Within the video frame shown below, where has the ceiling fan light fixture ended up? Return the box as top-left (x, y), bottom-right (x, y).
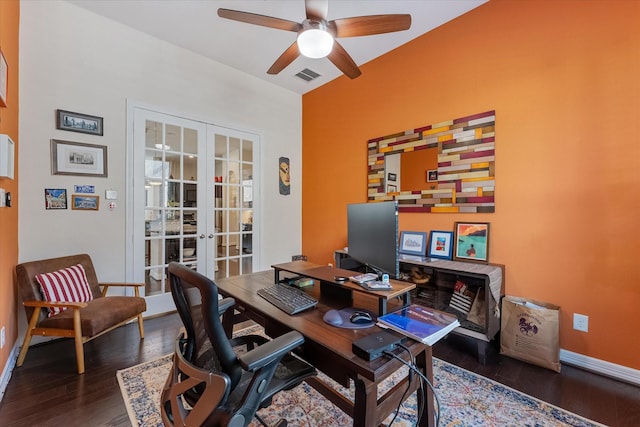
top-left (297, 22), bottom-right (334, 59)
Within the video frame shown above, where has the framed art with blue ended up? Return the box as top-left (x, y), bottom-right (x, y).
top-left (399, 231), bottom-right (427, 256)
top-left (454, 221), bottom-right (490, 263)
top-left (427, 230), bottom-right (454, 260)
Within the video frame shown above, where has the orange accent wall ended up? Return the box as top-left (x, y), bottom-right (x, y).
top-left (0, 0), bottom-right (20, 374)
top-left (303, 0), bottom-right (640, 369)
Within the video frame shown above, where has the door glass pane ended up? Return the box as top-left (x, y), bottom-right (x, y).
top-left (144, 120), bottom-right (201, 296)
top-left (242, 139), bottom-right (253, 162)
top-left (213, 131), bottom-right (255, 280)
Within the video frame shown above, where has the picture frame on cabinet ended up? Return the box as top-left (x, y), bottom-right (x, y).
top-left (454, 222), bottom-right (490, 263)
top-left (399, 231), bottom-right (427, 256)
top-left (427, 230), bottom-right (454, 260)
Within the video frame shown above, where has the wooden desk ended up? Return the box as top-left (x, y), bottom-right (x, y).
top-left (216, 270), bottom-right (434, 427)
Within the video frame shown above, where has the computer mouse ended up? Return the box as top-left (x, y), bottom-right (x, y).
top-left (323, 309), bottom-right (343, 326)
top-left (350, 311), bottom-right (373, 324)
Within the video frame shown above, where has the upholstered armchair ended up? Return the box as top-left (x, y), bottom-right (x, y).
top-left (15, 253), bottom-right (146, 374)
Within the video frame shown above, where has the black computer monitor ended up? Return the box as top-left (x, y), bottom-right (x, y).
top-left (347, 201), bottom-right (399, 279)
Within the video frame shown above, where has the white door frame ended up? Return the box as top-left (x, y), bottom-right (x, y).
top-left (125, 100), bottom-right (260, 316)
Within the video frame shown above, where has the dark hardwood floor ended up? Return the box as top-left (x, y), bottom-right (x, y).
top-left (0, 313), bottom-right (638, 426)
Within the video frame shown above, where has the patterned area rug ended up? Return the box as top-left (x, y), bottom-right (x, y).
top-left (117, 326), bottom-right (603, 427)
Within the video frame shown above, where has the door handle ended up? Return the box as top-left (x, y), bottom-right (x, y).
top-left (208, 234), bottom-right (214, 239)
top-left (199, 234), bottom-right (206, 239)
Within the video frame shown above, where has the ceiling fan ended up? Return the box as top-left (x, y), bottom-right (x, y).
top-left (217, 0), bottom-right (411, 79)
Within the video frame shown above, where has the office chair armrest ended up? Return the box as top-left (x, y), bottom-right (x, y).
top-left (238, 331), bottom-right (304, 371)
top-left (219, 297), bottom-right (235, 315)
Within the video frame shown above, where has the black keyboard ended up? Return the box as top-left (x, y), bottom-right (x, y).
top-left (257, 283), bottom-right (318, 315)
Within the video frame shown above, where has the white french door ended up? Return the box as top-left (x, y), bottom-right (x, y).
top-left (128, 106), bottom-right (259, 316)
top-left (208, 127), bottom-right (257, 280)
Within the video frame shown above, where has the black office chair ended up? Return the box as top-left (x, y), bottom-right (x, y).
top-left (161, 262), bottom-right (316, 427)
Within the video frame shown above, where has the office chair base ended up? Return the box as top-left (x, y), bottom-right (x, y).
top-left (255, 413), bottom-right (287, 427)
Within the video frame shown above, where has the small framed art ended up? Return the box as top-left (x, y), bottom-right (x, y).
top-left (454, 222), bottom-right (490, 263)
top-left (56, 109), bottom-right (103, 135)
top-left (0, 48), bottom-right (7, 108)
top-left (44, 188), bottom-right (67, 210)
top-left (72, 194), bottom-right (99, 210)
top-left (51, 139), bottom-right (108, 177)
top-left (427, 169), bottom-right (438, 182)
top-left (427, 230), bottom-right (454, 260)
top-left (399, 231), bottom-right (427, 256)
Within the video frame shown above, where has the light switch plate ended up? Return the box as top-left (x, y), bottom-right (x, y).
top-left (105, 190), bottom-right (117, 200)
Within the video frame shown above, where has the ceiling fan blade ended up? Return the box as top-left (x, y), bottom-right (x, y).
top-left (327, 40), bottom-right (361, 79)
top-left (305, 0), bottom-right (328, 21)
top-left (330, 14), bottom-right (412, 38)
top-left (218, 8), bottom-right (302, 32)
top-left (267, 42), bottom-right (301, 75)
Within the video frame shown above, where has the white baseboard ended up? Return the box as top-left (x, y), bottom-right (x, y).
top-left (0, 343), bottom-right (19, 402)
top-left (561, 349), bottom-right (640, 386)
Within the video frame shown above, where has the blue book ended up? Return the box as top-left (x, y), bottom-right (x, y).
top-left (377, 304), bottom-right (460, 346)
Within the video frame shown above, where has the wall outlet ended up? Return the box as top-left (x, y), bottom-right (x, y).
top-left (0, 326), bottom-right (5, 349)
top-left (573, 313), bottom-right (589, 332)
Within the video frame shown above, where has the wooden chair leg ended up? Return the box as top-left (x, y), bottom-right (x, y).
top-left (16, 308), bottom-right (41, 367)
top-left (73, 309), bottom-right (85, 374)
top-left (16, 330), bottom-right (33, 367)
top-left (137, 314), bottom-right (145, 339)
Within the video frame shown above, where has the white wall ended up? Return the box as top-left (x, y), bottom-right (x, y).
top-left (18, 1), bottom-right (302, 280)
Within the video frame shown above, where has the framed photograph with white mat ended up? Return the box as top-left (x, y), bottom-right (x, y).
top-left (399, 231), bottom-right (427, 256)
top-left (51, 139), bottom-right (108, 177)
top-left (427, 230), bottom-right (454, 260)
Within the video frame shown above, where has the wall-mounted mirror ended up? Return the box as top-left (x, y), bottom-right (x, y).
top-left (367, 110), bottom-right (496, 213)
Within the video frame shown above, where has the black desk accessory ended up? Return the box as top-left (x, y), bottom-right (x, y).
top-left (352, 330), bottom-right (404, 361)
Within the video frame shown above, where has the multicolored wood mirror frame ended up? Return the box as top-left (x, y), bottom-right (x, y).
top-left (367, 110), bottom-right (495, 213)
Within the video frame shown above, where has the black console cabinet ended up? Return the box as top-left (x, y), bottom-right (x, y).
top-left (335, 250), bottom-right (504, 363)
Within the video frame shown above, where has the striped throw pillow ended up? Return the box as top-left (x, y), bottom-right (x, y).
top-left (36, 264), bottom-right (94, 317)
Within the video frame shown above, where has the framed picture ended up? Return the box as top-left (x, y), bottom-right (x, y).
top-left (71, 194), bottom-right (99, 210)
top-left (56, 109), bottom-right (104, 136)
top-left (44, 188), bottom-right (67, 210)
top-left (399, 231), bottom-right (427, 256)
top-left (427, 169), bottom-right (438, 182)
top-left (387, 172), bottom-right (397, 182)
top-left (387, 184), bottom-right (397, 193)
top-left (74, 185), bottom-right (95, 194)
top-left (427, 230), bottom-right (454, 260)
top-left (454, 222), bottom-right (490, 263)
top-left (51, 139), bottom-right (108, 177)
top-left (0, 48), bottom-right (7, 108)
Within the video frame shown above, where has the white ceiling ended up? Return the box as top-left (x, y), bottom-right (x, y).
top-left (67, 0), bottom-right (487, 94)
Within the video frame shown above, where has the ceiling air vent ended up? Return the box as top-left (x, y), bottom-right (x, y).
top-left (295, 68), bottom-right (321, 82)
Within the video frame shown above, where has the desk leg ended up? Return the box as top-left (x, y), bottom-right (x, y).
top-left (353, 374), bottom-right (378, 427)
top-left (416, 349), bottom-right (435, 427)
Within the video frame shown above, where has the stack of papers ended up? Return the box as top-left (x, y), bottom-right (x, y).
top-left (378, 304), bottom-right (460, 346)
top-left (349, 273), bottom-right (378, 283)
